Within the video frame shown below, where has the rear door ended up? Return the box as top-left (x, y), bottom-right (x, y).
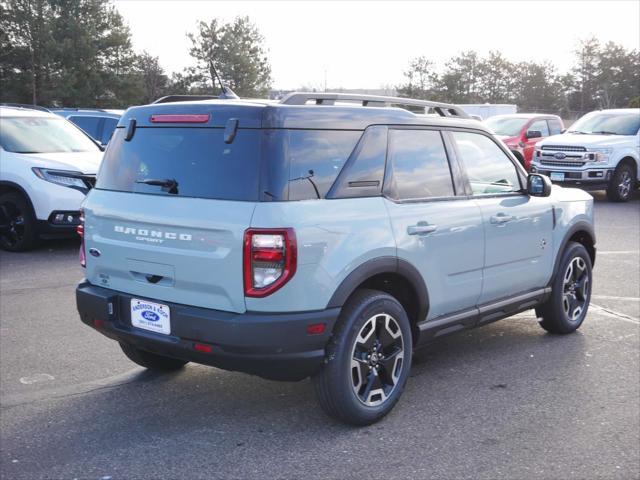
top-left (449, 130), bottom-right (554, 304)
top-left (383, 128), bottom-right (484, 320)
top-left (84, 123), bottom-right (263, 313)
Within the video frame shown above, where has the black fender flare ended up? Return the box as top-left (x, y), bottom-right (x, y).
top-left (326, 256), bottom-right (429, 323)
top-left (549, 221), bottom-right (596, 285)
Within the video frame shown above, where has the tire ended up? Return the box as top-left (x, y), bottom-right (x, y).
top-left (0, 192), bottom-right (38, 252)
top-left (512, 151), bottom-right (525, 169)
top-left (606, 163), bottom-right (635, 202)
top-left (536, 242), bottom-right (592, 334)
top-left (312, 289), bottom-right (413, 425)
top-left (119, 342), bottom-right (188, 371)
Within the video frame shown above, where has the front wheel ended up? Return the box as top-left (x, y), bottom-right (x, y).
top-left (536, 242), bottom-right (592, 334)
top-left (0, 192), bottom-right (38, 252)
top-left (606, 163), bottom-right (635, 202)
top-left (313, 289), bottom-right (413, 425)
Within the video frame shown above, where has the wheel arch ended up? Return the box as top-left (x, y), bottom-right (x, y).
top-left (550, 222), bottom-right (596, 285)
top-left (511, 150), bottom-right (525, 167)
top-left (0, 181), bottom-right (36, 214)
top-left (617, 156), bottom-right (638, 178)
top-left (326, 257), bottom-right (429, 343)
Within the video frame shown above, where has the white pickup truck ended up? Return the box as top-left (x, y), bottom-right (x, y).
top-left (531, 108), bottom-right (639, 202)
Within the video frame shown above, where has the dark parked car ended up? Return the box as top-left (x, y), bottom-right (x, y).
top-left (52, 108), bottom-right (123, 146)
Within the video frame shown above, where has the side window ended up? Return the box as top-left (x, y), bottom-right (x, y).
top-left (328, 126), bottom-right (387, 199)
top-left (69, 116), bottom-right (101, 140)
top-left (527, 119), bottom-right (550, 137)
top-left (451, 131), bottom-right (522, 195)
top-left (549, 119), bottom-right (563, 135)
top-left (101, 118), bottom-right (119, 144)
top-left (387, 129), bottom-right (454, 200)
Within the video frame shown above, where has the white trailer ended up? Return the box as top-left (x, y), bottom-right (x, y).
top-left (458, 104), bottom-right (517, 120)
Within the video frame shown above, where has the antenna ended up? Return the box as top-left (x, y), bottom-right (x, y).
top-left (210, 61), bottom-right (239, 100)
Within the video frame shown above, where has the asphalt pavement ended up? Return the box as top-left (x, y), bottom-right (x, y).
top-left (1, 191), bottom-right (638, 480)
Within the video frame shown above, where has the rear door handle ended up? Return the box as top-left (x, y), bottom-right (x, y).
top-left (407, 222), bottom-right (438, 236)
top-left (490, 213), bottom-right (515, 225)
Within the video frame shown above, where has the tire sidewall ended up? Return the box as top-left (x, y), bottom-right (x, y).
top-left (608, 164), bottom-right (635, 202)
top-left (327, 292), bottom-right (413, 424)
top-left (551, 242), bottom-right (593, 330)
top-left (0, 192), bottom-right (37, 252)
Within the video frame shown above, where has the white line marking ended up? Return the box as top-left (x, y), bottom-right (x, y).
top-left (597, 251), bottom-right (639, 255)
top-left (590, 304), bottom-right (640, 325)
top-left (19, 373), bottom-right (55, 385)
top-left (592, 295), bottom-right (640, 301)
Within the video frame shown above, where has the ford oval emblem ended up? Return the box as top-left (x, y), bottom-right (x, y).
top-left (141, 310), bottom-right (160, 322)
top-left (554, 152), bottom-right (566, 160)
top-left (89, 248), bottom-right (101, 257)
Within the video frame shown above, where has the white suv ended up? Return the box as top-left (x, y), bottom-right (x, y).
top-left (0, 106), bottom-right (104, 251)
top-left (531, 108), bottom-right (640, 202)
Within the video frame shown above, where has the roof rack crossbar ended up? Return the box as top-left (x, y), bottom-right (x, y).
top-left (152, 95), bottom-right (221, 104)
top-left (280, 92), bottom-right (470, 118)
top-left (0, 103), bottom-right (51, 113)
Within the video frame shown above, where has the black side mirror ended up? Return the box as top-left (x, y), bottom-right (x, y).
top-left (527, 174), bottom-right (552, 197)
top-left (526, 130), bottom-right (542, 139)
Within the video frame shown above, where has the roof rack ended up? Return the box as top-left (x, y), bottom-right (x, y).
top-left (152, 95), bottom-right (220, 104)
top-left (51, 107), bottom-right (108, 112)
top-left (280, 92), bottom-right (470, 119)
top-left (0, 103), bottom-right (51, 113)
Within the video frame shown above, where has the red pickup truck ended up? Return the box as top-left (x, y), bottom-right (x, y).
top-left (485, 114), bottom-right (564, 170)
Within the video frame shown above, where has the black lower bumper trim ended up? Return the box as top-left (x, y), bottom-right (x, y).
top-left (76, 282), bottom-right (339, 381)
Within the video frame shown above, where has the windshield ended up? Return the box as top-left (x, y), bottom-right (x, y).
top-left (484, 117), bottom-right (530, 137)
top-left (569, 112), bottom-right (640, 135)
top-left (0, 116), bottom-right (99, 153)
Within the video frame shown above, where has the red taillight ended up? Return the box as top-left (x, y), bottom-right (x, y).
top-left (243, 228), bottom-right (297, 298)
top-left (149, 114), bottom-right (210, 124)
top-left (78, 208), bottom-right (86, 268)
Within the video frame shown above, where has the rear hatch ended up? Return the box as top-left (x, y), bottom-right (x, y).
top-left (83, 102), bottom-right (265, 313)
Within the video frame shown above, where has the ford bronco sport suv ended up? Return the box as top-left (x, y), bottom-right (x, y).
top-left (76, 93), bottom-right (596, 425)
top-left (531, 108), bottom-right (639, 202)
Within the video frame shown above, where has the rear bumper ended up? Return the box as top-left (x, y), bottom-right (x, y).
top-left (76, 281), bottom-right (339, 381)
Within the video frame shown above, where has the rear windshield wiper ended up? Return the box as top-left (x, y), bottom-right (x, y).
top-left (289, 170), bottom-right (320, 199)
top-left (567, 130), bottom-right (587, 134)
top-left (136, 178), bottom-right (179, 194)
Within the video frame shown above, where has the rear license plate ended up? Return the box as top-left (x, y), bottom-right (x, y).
top-left (131, 298), bottom-right (171, 335)
top-left (550, 172), bottom-right (565, 181)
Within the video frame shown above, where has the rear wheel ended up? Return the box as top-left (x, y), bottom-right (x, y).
top-left (536, 242), bottom-right (592, 334)
top-left (313, 289), bottom-right (412, 425)
top-left (119, 342), bottom-right (188, 371)
top-left (606, 163), bottom-right (635, 202)
top-left (0, 192), bottom-right (38, 252)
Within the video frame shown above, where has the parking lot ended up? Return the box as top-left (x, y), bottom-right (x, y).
top-left (0, 191), bottom-right (638, 480)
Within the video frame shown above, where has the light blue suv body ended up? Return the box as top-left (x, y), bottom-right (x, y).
top-left (76, 93), bottom-right (595, 424)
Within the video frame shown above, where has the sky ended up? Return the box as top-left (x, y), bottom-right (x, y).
top-left (115, 0), bottom-right (640, 90)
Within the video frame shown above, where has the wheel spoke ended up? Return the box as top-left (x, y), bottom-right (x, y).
top-left (350, 312), bottom-right (405, 407)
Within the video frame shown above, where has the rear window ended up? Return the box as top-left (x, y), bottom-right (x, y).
top-left (96, 128), bottom-right (261, 201)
